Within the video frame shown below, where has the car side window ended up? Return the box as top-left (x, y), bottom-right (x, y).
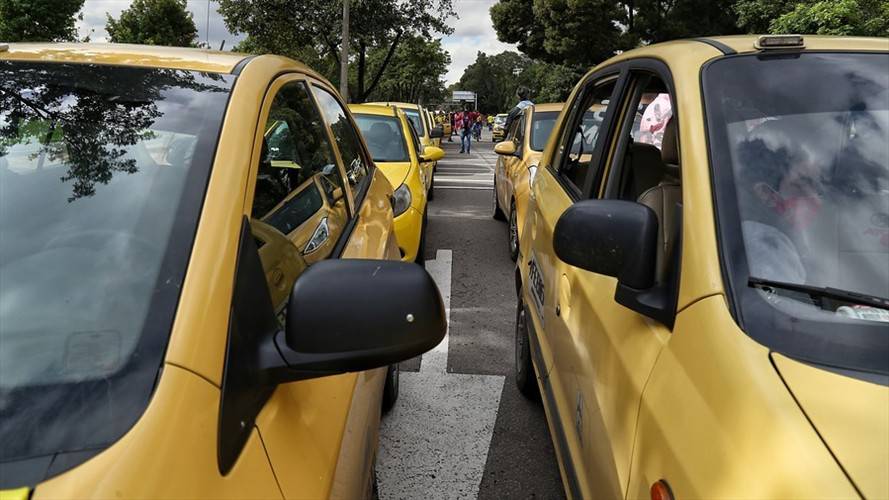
top-left (515, 114), bottom-right (526, 144)
top-left (250, 80), bottom-right (351, 310)
top-left (311, 85), bottom-right (370, 195)
top-left (406, 119), bottom-right (423, 158)
top-left (553, 78), bottom-right (616, 196)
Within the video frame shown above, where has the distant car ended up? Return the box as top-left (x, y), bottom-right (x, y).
top-left (492, 113), bottom-right (509, 142)
top-left (0, 43), bottom-right (445, 499)
top-left (516, 35), bottom-right (889, 500)
top-left (492, 103), bottom-right (565, 261)
top-left (365, 102), bottom-right (445, 183)
top-left (350, 104), bottom-right (444, 263)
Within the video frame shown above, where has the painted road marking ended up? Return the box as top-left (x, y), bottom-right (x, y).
top-left (378, 250), bottom-right (506, 500)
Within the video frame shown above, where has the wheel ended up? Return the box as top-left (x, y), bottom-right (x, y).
top-left (508, 200), bottom-right (519, 262)
top-left (492, 178), bottom-right (506, 221)
top-left (515, 300), bottom-right (539, 399)
top-left (428, 169), bottom-right (435, 201)
top-left (414, 208), bottom-right (427, 265)
top-left (382, 363), bottom-right (400, 412)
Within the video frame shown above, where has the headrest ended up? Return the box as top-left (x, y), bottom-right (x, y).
top-left (630, 142), bottom-right (667, 196)
top-left (367, 122), bottom-right (393, 144)
top-left (661, 118), bottom-right (679, 166)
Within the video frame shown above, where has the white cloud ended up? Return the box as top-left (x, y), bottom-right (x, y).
top-left (443, 0), bottom-right (516, 85)
top-left (78, 0), bottom-right (244, 49)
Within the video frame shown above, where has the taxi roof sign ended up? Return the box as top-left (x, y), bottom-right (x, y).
top-left (755, 34), bottom-right (805, 50)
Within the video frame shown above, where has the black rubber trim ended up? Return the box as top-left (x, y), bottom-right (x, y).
top-left (694, 38), bottom-right (737, 55)
top-left (230, 55), bottom-right (256, 75)
top-left (524, 301), bottom-right (582, 499)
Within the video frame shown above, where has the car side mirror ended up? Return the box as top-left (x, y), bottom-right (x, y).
top-left (553, 199), bottom-right (675, 327)
top-left (429, 125), bottom-right (444, 139)
top-left (278, 259), bottom-right (446, 376)
top-left (494, 141), bottom-right (517, 156)
top-left (421, 146), bottom-right (445, 162)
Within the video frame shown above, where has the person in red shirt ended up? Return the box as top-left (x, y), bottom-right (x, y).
top-left (459, 105), bottom-right (479, 154)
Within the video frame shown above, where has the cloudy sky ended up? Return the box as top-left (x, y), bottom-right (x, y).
top-left (77, 0), bottom-right (514, 84)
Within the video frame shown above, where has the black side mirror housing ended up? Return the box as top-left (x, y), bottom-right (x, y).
top-left (429, 125), bottom-right (444, 139)
top-left (553, 200), bottom-right (675, 327)
top-left (277, 259), bottom-right (446, 376)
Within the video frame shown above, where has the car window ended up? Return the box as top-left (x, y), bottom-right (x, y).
top-left (406, 118), bottom-right (423, 158)
top-left (530, 111), bottom-right (560, 152)
top-left (311, 86), bottom-right (370, 195)
top-left (514, 114), bottom-right (526, 144)
top-left (403, 108), bottom-right (426, 137)
top-left (354, 114), bottom-right (410, 162)
top-left (553, 79), bottom-right (615, 196)
top-left (250, 80), bottom-right (351, 309)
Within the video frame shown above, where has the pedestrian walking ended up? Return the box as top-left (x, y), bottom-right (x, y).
top-left (459, 105), bottom-right (478, 154)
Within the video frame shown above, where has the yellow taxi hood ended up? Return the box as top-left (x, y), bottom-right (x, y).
top-left (772, 353), bottom-right (889, 499)
top-left (374, 161), bottom-right (412, 189)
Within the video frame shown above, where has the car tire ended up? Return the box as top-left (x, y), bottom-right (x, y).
top-left (515, 299), bottom-right (539, 399)
top-left (508, 200), bottom-right (519, 262)
top-left (492, 178), bottom-right (506, 221)
top-left (382, 363), bottom-right (400, 413)
top-left (415, 208), bottom-right (427, 266)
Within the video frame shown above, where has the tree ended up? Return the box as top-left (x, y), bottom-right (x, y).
top-left (491, 0), bottom-right (742, 69)
top-left (365, 36), bottom-right (451, 104)
top-left (106, 0), bottom-right (198, 47)
top-left (0, 0), bottom-right (84, 42)
top-left (737, 0), bottom-right (889, 36)
top-left (218, 0), bottom-right (455, 102)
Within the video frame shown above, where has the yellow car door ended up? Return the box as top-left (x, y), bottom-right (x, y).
top-left (243, 74), bottom-right (385, 499)
top-left (495, 114), bottom-right (524, 216)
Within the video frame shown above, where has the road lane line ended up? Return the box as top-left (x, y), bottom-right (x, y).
top-left (377, 250), bottom-right (506, 500)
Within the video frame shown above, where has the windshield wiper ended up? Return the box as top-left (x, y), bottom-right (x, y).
top-left (749, 276), bottom-right (889, 310)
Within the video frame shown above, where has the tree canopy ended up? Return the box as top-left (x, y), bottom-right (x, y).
top-left (0, 0), bottom-right (84, 42)
top-left (219, 0), bottom-right (455, 102)
top-left (105, 0), bottom-right (198, 47)
top-left (737, 0), bottom-right (889, 36)
top-left (365, 36), bottom-right (451, 104)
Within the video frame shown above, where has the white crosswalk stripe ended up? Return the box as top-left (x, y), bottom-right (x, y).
top-left (433, 138), bottom-right (498, 191)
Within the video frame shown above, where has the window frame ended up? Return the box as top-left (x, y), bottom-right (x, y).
top-left (548, 67), bottom-right (628, 200)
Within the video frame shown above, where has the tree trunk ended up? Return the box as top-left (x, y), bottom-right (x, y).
top-left (357, 40), bottom-right (366, 102)
top-left (361, 30), bottom-right (403, 101)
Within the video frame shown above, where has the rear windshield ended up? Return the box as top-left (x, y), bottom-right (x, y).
top-left (354, 114), bottom-right (410, 162)
top-left (0, 62), bottom-right (232, 484)
top-left (530, 111), bottom-right (559, 151)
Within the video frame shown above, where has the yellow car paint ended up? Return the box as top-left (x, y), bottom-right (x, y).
top-left (494, 103), bottom-right (563, 255)
top-left (0, 489), bottom-right (29, 500)
top-left (519, 36), bottom-right (888, 499)
top-left (364, 101), bottom-right (441, 183)
top-left (350, 104), bottom-right (430, 262)
top-left (2, 43), bottom-right (398, 499)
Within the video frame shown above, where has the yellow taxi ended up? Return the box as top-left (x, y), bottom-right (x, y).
top-left (0, 44), bottom-right (446, 499)
top-left (491, 113), bottom-right (509, 142)
top-left (350, 104), bottom-right (444, 263)
top-left (515, 35), bottom-right (889, 499)
top-left (493, 103), bottom-right (564, 261)
top-left (365, 102), bottom-right (445, 191)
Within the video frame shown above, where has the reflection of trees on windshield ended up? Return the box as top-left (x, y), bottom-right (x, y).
top-left (0, 63), bottom-right (225, 201)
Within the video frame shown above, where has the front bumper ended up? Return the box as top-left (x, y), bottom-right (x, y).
top-left (393, 206), bottom-right (424, 262)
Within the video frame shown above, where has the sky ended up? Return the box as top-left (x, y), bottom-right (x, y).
top-left (77, 0), bottom-right (515, 85)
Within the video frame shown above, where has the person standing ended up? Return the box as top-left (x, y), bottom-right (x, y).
top-left (505, 86), bottom-right (533, 133)
top-left (459, 105), bottom-right (478, 154)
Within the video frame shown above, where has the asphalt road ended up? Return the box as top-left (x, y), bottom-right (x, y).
top-left (377, 129), bottom-right (566, 500)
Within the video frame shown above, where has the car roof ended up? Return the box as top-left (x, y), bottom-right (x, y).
top-left (348, 103), bottom-right (399, 117)
top-left (532, 102), bottom-right (564, 113)
top-left (366, 101), bottom-right (421, 110)
top-left (1, 43), bottom-right (261, 74)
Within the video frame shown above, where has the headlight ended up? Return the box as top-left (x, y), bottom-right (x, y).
top-left (303, 217), bottom-right (329, 254)
top-left (391, 183), bottom-right (412, 217)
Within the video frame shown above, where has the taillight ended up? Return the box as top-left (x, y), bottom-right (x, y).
top-left (650, 480), bottom-right (674, 500)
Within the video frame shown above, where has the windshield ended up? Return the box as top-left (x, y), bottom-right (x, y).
top-left (0, 62), bottom-right (232, 482)
top-left (530, 111), bottom-right (559, 151)
top-left (402, 109), bottom-right (426, 137)
top-left (354, 114), bottom-right (409, 162)
top-left (705, 52), bottom-right (889, 374)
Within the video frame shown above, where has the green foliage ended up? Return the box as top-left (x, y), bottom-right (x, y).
top-left (767, 0), bottom-right (889, 36)
top-left (491, 0), bottom-right (741, 68)
top-left (0, 0), bottom-right (84, 42)
top-left (105, 0), bottom-right (198, 47)
top-left (365, 36), bottom-right (451, 104)
top-left (219, 0), bottom-right (455, 101)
